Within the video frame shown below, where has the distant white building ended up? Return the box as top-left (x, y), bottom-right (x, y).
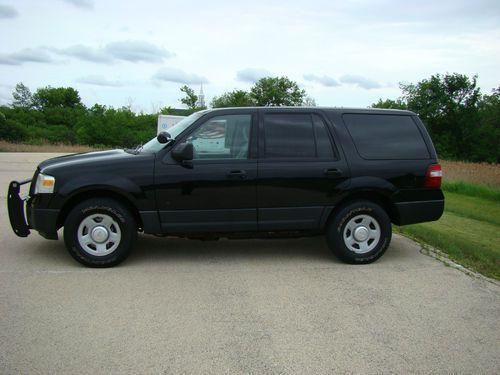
top-left (196, 84), bottom-right (206, 108)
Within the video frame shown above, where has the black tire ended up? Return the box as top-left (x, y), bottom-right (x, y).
top-left (63, 198), bottom-right (137, 267)
top-left (326, 200), bottom-right (392, 264)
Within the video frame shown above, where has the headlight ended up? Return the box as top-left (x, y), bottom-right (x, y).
top-left (34, 173), bottom-right (56, 194)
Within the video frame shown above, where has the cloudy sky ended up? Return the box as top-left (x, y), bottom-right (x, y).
top-left (0, 0), bottom-right (499, 111)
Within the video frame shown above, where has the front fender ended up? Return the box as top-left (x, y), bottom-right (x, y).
top-left (58, 173), bottom-right (143, 198)
top-left (54, 173), bottom-right (150, 212)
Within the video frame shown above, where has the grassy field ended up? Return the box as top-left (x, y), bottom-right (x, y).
top-left (399, 161), bottom-right (500, 280)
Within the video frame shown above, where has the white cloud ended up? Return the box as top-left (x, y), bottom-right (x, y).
top-left (153, 67), bottom-right (208, 84)
top-left (0, 48), bottom-right (54, 65)
top-left (0, 41), bottom-right (174, 66)
top-left (0, 4), bottom-right (18, 19)
top-left (60, 0), bottom-right (93, 10)
top-left (236, 68), bottom-right (271, 83)
top-left (303, 74), bottom-right (340, 87)
top-left (56, 40), bottom-right (174, 63)
top-left (340, 75), bottom-right (382, 90)
top-left (76, 75), bottom-right (125, 87)
top-left (59, 45), bottom-right (110, 63)
top-left (105, 41), bottom-right (174, 63)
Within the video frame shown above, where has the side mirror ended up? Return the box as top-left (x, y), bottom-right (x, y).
top-left (157, 131), bottom-right (171, 144)
top-left (172, 142), bottom-right (194, 161)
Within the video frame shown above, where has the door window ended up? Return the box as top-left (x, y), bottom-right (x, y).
top-left (187, 114), bottom-right (251, 160)
top-left (263, 113), bottom-right (335, 159)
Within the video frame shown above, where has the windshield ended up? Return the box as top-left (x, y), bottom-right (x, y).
top-left (141, 110), bottom-right (207, 153)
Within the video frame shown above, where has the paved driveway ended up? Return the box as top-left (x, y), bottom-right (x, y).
top-left (1, 153), bottom-right (499, 374)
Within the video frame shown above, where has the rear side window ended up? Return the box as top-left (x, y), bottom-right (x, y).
top-left (313, 114), bottom-right (335, 159)
top-left (343, 114), bottom-right (430, 159)
top-left (264, 113), bottom-right (335, 159)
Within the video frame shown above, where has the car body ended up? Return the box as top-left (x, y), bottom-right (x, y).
top-left (8, 107), bottom-right (444, 267)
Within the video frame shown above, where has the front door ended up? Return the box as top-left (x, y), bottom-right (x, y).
top-left (155, 111), bottom-right (258, 233)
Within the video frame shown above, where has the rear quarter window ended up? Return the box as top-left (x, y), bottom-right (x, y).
top-left (343, 114), bottom-right (430, 160)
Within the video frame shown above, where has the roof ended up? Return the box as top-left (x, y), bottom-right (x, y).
top-left (207, 106), bottom-right (415, 115)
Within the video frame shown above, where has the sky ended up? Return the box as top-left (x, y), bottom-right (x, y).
top-left (0, 0), bottom-right (499, 112)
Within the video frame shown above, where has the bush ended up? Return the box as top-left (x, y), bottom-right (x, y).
top-left (0, 119), bottom-right (28, 142)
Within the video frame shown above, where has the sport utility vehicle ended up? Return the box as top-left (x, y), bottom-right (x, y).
top-left (8, 107), bottom-right (444, 267)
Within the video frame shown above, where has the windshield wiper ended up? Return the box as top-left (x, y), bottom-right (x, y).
top-left (134, 143), bottom-right (144, 153)
top-left (123, 144), bottom-right (143, 154)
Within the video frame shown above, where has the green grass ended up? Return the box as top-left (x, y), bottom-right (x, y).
top-left (398, 182), bottom-right (500, 280)
top-left (442, 180), bottom-right (500, 202)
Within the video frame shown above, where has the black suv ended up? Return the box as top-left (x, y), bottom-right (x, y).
top-left (8, 107), bottom-right (444, 267)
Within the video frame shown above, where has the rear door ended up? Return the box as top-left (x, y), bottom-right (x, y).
top-left (257, 110), bottom-right (349, 231)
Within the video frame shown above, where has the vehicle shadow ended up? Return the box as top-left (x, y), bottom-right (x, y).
top-left (127, 234), bottom-right (338, 266)
top-left (26, 232), bottom-right (411, 268)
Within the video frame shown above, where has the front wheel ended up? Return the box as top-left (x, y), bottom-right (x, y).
top-left (326, 200), bottom-right (392, 264)
top-left (64, 198), bottom-right (137, 267)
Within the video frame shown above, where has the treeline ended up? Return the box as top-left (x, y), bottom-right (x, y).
top-left (0, 76), bottom-right (308, 149)
top-left (372, 73), bottom-right (499, 163)
top-left (0, 83), bottom-right (192, 148)
top-left (0, 74), bottom-right (498, 163)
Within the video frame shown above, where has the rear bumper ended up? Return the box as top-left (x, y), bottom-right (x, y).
top-left (7, 180), bottom-right (59, 240)
top-left (394, 199), bottom-right (444, 226)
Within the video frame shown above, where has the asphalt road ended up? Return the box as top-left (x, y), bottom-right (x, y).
top-left (1, 152), bottom-right (499, 374)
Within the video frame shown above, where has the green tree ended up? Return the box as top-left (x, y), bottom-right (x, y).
top-left (400, 73), bottom-right (481, 160)
top-left (250, 76), bottom-right (306, 106)
top-left (0, 118), bottom-right (28, 142)
top-left (475, 88), bottom-right (500, 163)
top-left (211, 90), bottom-right (256, 108)
top-left (159, 106), bottom-right (192, 116)
top-left (33, 86), bottom-right (83, 110)
top-left (371, 98), bottom-right (407, 110)
top-left (302, 96), bottom-right (317, 106)
top-left (12, 83), bottom-right (34, 109)
top-left (179, 85), bottom-right (198, 109)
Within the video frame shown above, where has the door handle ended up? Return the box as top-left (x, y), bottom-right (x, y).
top-left (324, 168), bottom-right (342, 177)
top-left (226, 170), bottom-right (248, 179)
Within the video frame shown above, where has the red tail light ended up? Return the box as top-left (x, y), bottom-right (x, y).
top-left (424, 164), bottom-right (442, 188)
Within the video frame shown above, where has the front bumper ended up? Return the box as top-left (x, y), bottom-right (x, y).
top-left (7, 179), bottom-right (31, 237)
top-left (7, 180), bottom-right (59, 240)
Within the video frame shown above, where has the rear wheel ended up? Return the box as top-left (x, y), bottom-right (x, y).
top-left (326, 200), bottom-right (391, 264)
top-left (64, 198), bottom-right (137, 267)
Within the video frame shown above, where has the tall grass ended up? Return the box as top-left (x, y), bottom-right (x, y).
top-left (441, 159), bottom-right (500, 188)
top-left (0, 140), bottom-right (101, 153)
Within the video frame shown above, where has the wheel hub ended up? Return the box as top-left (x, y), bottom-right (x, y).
top-left (91, 226), bottom-right (109, 243)
top-left (343, 214), bottom-right (381, 254)
top-left (353, 226), bottom-right (369, 242)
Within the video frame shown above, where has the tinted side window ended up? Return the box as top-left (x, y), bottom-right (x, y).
top-left (313, 114), bottom-right (335, 159)
top-left (264, 114), bottom-right (315, 158)
top-left (343, 114), bottom-right (430, 159)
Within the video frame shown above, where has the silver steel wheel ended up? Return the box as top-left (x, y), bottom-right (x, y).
top-left (77, 213), bottom-right (121, 256)
top-left (343, 214), bottom-right (381, 254)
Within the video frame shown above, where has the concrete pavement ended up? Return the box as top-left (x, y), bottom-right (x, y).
top-left (0, 152), bottom-right (499, 374)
